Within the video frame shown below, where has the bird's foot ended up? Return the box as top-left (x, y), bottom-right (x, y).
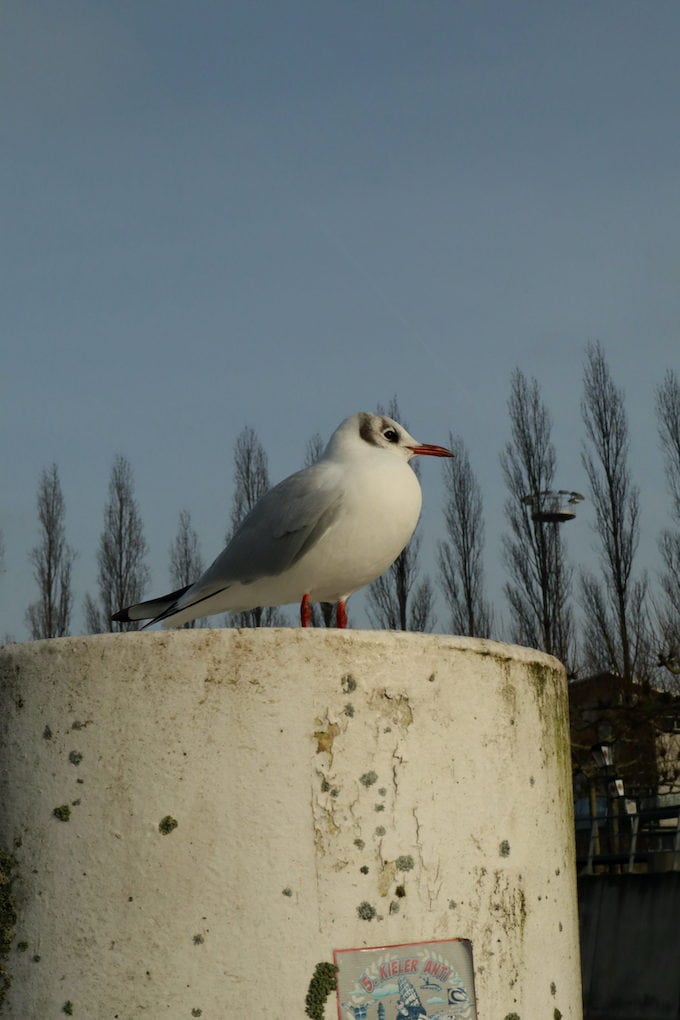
top-left (300, 593), bottom-right (312, 627)
top-left (336, 600), bottom-right (347, 629)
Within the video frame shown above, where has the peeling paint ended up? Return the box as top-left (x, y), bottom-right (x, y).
top-left (377, 861), bottom-right (396, 897)
top-left (314, 721), bottom-right (340, 755)
top-left (367, 689), bottom-right (413, 728)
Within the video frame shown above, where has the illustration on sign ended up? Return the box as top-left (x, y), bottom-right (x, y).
top-left (334, 938), bottom-right (476, 1019)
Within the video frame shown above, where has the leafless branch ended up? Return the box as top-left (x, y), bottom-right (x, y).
top-left (500, 369), bottom-right (575, 665)
top-left (85, 455), bottom-right (150, 633)
top-left (25, 463), bottom-right (75, 639)
top-left (580, 341), bottom-right (650, 690)
top-left (226, 425), bottom-right (284, 627)
top-left (169, 509), bottom-right (205, 628)
top-left (438, 434), bottom-right (492, 637)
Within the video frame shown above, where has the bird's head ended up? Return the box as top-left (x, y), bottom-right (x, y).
top-left (326, 412), bottom-right (453, 462)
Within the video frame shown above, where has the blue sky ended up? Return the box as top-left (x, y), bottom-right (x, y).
top-left (2, 1), bottom-right (679, 639)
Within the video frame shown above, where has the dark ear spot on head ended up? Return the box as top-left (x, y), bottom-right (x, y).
top-left (358, 412), bottom-right (379, 446)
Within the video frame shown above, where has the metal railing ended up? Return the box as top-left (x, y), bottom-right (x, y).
top-left (576, 802), bottom-right (680, 874)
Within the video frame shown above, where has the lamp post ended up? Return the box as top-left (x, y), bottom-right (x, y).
top-left (591, 734), bottom-right (625, 871)
top-left (522, 490), bottom-right (584, 659)
top-left (522, 490), bottom-right (585, 524)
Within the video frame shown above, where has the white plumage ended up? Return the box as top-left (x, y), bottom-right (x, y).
top-left (112, 411), bottom-right (452, 629)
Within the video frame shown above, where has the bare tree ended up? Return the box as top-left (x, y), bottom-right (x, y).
top-left (304, 432), bottom-right (325, 468)
top-left (366, 397), bottom-right (435, 632)
top-left (25, 464), bottom-right (75, 639)
top-left (367, 529), bottom-right (435, 632)
top-left (438, 434), bottom-right (492, 637)
top-left (409, 576), bottom-right (437, 634)
top-left (500, 370), bottom-right (575, 665)
top-left (580, 341), bottom-right (650, 691)
top-left (655, 369), bottom-right (680, 679)
top-left (169, 509), bottom-right (205, 629)
top-left (226, 426), bottom-right (283, 628)
top-left (84, 455), bottom-right (151, 633)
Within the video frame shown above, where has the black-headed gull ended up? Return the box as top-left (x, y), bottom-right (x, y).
top-left (112, 412), bottom-right (453, 629)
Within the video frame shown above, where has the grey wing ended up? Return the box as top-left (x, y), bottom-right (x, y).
top-left (186, 463), bottom-right (343, 600)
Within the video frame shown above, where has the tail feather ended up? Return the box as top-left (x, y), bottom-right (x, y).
top-left (111, 585), bottom-right (192, 624)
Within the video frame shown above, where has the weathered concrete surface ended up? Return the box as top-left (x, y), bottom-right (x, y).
top-left (0, 629), bottom-right (582, 1018)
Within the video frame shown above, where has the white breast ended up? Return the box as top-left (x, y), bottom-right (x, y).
top-left (297, 452), bottom-right (423, 603)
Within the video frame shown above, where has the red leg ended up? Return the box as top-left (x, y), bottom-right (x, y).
top-left (300, 593), bottom-right (312, 628)
top-left (336, 600), bottom-right (347, 629)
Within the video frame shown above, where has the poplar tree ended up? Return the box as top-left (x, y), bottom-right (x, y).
top-left (438, 434), bottom-right (492, 637)
top-left (84, 455), bottom-right (150, 632)
top-left (169, 509), bottom-right (205, 629)
top-left (579, 341), bottom-right (650, 691)
top-left (655, 368), bottom-right (680, 678)
top-left (226, 426), bottom-right (283, 627)
top-left (501, 370), bottom-right (575, 665)
top-left (26, 464), bottom-right (75, 639)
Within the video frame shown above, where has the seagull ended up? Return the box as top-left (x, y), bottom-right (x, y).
top-left (112, 411), bottom-right (453, 630)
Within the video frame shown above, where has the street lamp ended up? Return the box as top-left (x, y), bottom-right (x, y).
top-left (523, 490), bottom-right (585, 523)
top-left (591, 741), bottom-right (614, 771)
top-left (590, 735), bottom-right (625, 869)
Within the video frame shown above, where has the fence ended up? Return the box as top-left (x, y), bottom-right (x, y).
top-left (576, 802), bottom-right (680, 875)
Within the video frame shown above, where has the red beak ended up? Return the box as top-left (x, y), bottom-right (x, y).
top-left (407, 443), bottom-right (454, 458)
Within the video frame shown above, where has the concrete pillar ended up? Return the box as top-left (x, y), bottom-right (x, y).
top-left (0, 630), bottom-right (581, 1019)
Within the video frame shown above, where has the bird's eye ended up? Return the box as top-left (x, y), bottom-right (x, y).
top-left (383, 428), bottom-right (399, 443)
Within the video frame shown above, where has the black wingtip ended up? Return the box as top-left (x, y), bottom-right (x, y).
top-left (111, 609), bottom-right (131, 623)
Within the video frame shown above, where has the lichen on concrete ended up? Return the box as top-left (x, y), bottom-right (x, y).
top-left (356, 901), bottom-right (377, 921)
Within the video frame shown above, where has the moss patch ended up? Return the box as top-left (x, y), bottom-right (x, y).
top-left (0, 850), bottom-right (18, 1010)
top-left (305, 961), bottom-right (338, 1020)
